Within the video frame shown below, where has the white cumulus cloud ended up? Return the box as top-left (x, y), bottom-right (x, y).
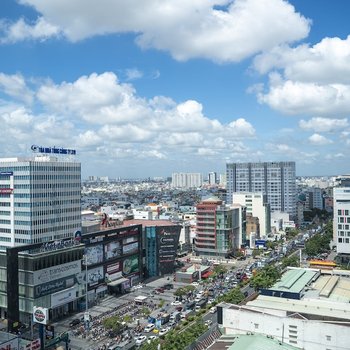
top-left (15, 0), bottom-right (310, 62)
top-left (299, 117), bottom-right (348, 133)
top-left (309, 133), bottom-right (333, 145)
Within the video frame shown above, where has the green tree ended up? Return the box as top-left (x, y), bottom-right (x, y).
top-left (281, 255), bottom-right (300, 269)
top-left (249, 265), bottom-right (281, 291)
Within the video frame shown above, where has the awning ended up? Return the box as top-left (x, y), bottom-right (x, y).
top-left (201, 271), bottom-right (213, 279)
top-left (107, 277), bottom-right (129, 287)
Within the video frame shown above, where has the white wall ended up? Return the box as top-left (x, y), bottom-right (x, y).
top-left (222, 306), bottom-right (349, 350)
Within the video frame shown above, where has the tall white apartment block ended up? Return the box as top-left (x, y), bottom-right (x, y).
top-left (0, 156), bottom-right (81, 249)
top-left (333, 187), bottom-right (350, 255)
top-left (171, 173), bottom-right (203, 189)
top-left (226, 162), bottom-right (296, 217)
top-left (233, 192), bottom-right (271, 236)
top-left (208, 172), bottom-right (217, 185)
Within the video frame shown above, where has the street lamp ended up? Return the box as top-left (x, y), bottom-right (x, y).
top-left (83, 254), bottom-right (90, 329)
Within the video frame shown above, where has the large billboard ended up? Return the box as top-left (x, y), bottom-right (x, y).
top-left (123, 241), bottom-right (139, 255)
top-left (104, 241), bottom-right (122, 260)
top-left (122, 255), bottom-right (139, 275)
top-left (87, 266), bottom-right (104, 287)
top-left (85, 244), bottom-right (103, 265)
top-left (156, 226), bottom-right (181, 275)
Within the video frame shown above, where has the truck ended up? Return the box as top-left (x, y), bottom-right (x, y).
top-left (148, 311), bottom-right (170, 326)
top-left (195, 298), bottom-right (207, 310)
top-left (181, 309), bottom-right (195, 319)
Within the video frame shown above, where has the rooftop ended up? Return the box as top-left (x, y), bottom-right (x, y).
top-left (208, 334), bottom-right (299, 350)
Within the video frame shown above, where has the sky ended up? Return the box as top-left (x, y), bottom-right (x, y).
top-left (0, 0), bottom-right (350, 179)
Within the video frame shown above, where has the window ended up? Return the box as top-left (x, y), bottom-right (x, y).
top-left (338, 238), bottom-right (343, 243)
top-left (326, 335), bottom-right (331, 341)
top-left (254, 323), bottom-right (259, 329)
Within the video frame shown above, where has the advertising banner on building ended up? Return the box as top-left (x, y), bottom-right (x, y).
top-left (33, 261), bottom-right (81, 285)
top-left (104, 241), bottom-right (122, 260)
top-left (122, 241), bottom-right (138, 255)
top-left (122, 255), bottom-right (139, 275)
top-left (87, 266), bottom-right (104, 287)
top-left (85, 244), bottom-right (103, 265)
top-left (51, 286), bottom-right (77, 308)
top-left (34, 275), bottom-right (75, 298)
top-left (156, 225), bottom-right (181, 275)
top-left (106, 261), bottom-right (121, 274)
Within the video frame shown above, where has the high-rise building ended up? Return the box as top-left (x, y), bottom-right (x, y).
top-left (195, 197), bottom-right (244, 257)
top-left (171, 173), bottom-right (203, 189)
top-left (233, 192), bottom-right (271, 237)
top-left (208, 172), bottom-right (217, 185)
top-left (0, 156), bottom-right (81, 249)
top-left (226, 162), bottom-right (296, 216)
top-left (333, 186), bottom-right (350, 258)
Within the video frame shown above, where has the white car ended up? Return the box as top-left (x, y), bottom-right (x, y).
top-left (205, 320), bottom-right (213, 327)
top-left (147, 335), bottom-right (157, 344)
top-left (135, 335), bottom-right (147, 346)
top-left (209, 306), bottom-right (217, 314)
top-left (144, 324), bottom-right (155, 332)
top-left (171, 300), bottom-right (182, 306)
top-left (159, 327), bottom-right (170, 336)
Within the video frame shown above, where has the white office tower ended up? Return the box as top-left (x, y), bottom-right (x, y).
top-left (171, 173), bottom-right (203, 189)
top-left (208, 172), bottom-right (217, 185)
top-left (334, 187), bottom-right (350, 255)
top-left (233, 192), bottom-right (271, 236)
top-left (226, 162), bottom-right (296, 217)
top-left (0, 156), bottom-right (81, 249)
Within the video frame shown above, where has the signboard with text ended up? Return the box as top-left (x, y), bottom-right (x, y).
top-left (33, 261), bottom-right (81, 285)
top-left (156, 225), bottom-right (181, 275)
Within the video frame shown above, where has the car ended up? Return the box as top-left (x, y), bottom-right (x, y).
top-left (155, 288), bottom-right (165, 294)
top-left (191, 281), bottom-right (199, 286)
top-left (69, 318), bottom-right (81, 327)
top-left (159, 327), bottom-right (170, 336)
top-left (209, 306), bottom-right (217, 314)
top-left (204, 320), bottom-right (213, 327)
top-left (171, 300), bottom-right (182, 306)
top-left (144, 324), bottom-right (155, 333)
top-left (175, 306), bottom-right (183, 312)
top-left (135, 335), bottom-right (147, 346)
top-left (147, 336), bottom-right (157, 344)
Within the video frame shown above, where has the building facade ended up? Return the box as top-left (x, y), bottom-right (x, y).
top-left (0, 156), bottom-right (81, 249)
top-left (333, 187), bottom-right (350, 256)
top-left (232, 192), bottom-right (271, 237)
top-left (195, 198), bottom-right (244, 257)
top-left (226, 162), bottom-right (296, 217)
top-left (171, 173), bottom-right (203, 189)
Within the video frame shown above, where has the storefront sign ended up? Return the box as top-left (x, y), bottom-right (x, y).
top-left (31, 144), bottom-right (76, 155)
top-left (33, 306), bottom-right (49, 325)
top-left (106, 262), bottom-right (121, 274)
top-left (34, 276), bottom-right (74, 298)
top-left (123, 236), bottom-right (138, 244)
top-left (0, 188), bottom-right (13, 194)
top-left (51, 286), bottom-right (77, 308)
top-left (33, 261), bottom-right (81, 285)
top-left (157, 226), bottom-right (181, 275)
top-left (0, 171), bottom-right (13, 176)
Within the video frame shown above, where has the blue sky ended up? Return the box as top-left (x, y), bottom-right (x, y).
top-left (0, 0), bottom-right (350, 179)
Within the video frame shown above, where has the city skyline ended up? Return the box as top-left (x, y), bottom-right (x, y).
top-left (1, 1), bottom-right (350, 178)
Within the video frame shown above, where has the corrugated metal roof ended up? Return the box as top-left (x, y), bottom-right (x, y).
top-left (269, 268), bottom-right (318, 294)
